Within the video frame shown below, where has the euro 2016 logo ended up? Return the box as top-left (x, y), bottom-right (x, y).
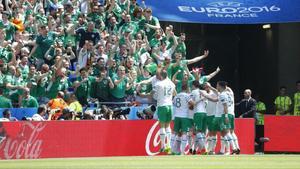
top-left (207, 1), bottom-right (243, 7)
top-left (178, 1), bottom-right (281, 18)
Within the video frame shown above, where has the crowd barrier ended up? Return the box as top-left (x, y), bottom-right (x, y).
top-left (0, 106), bottom-right (146, 120)
top-left (0, 119), bottom-right (254, 160)
top-left (0, 108), bottom-right (37, 120)
top-left (264, 115), bottom-right (300, 152)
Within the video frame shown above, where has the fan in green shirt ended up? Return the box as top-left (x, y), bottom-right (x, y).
top-left (119, 14), bottom-right (139, 36)
top-left (172, 50), bottom-right (209, 80)
top-left (3, 66), bottom-right (23, 104)
top-left (0, 12), bottom-right (16, 41)
top-left (110, 66), bottom-right (132, 100)
top-left (73, 68), bottom-right (96, 106)
top-left (21, 88), bottom-right (39, 108)
top-left (91, 66), bottom-right (115, 102)
top-left (142, 8), bottom-right (160, 41)
top-left (47, 69), bottom-right (69, 99)
top-left (172, 69), bottom-right (195, 93)
top-left (0, 88), bottom-right (13, 108)
top-left (30, 26), bottom-right (56, 60)
top-left (0, 47), bottom-right (13, 64)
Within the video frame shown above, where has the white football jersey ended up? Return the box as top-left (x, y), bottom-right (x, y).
top-left (190, 89), bottom-right (207, 113)
top-left (153, 78), bottom-right (176, 107)
top-left (215, 91), bottom-right (229, 117)
top-left (206, 90), bottom-right (217, 116)
top-left (173, 92), bottom-right (190, 118)
top-left (226, 90), bottom-right (235, 116)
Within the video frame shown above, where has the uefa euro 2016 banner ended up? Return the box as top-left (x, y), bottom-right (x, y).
top-left (141, 0), bottom-right (300, 24)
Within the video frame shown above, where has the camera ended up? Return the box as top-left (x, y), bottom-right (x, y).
top-left (112, 107), bottom-right (130, 120)
top-left (137, 105), bottom-right (156, 120)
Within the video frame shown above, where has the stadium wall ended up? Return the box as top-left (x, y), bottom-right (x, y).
top-left (0, 119), bottom-right (254, 160)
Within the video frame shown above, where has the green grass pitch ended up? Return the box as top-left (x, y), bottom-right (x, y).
top-left (0, 155), bottom-right (300, 169)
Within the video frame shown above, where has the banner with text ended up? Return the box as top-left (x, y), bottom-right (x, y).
top-left (141, 0), bottom-right (300, 24)
top-left (0, 119), bottom-right (254, 159)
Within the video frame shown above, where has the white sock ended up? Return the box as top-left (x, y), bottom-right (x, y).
top-left (224, 134), bottom-right (231, 153)
top-left (170, 133), bottom-right (176, 152)
top-left (193, 136), bottom-right (198, 151)
top-left (211, 136), bottom-right (217, 152)
top-left (201, 133), bottom-right (206, 150)
top-left (206, 136), bottom-right (212, 152)
top-left (231, 132), bottom-right (240, 150)
top-left (176, 136), bottom-right (181, 153)
top-left (187, 133), bottom-right (193, 150)
top-left (228, 133), bottom-right (237, 150)
top-left (220, 136), bottom-right (225, 153)
top-left (196, 133), bottom-right (205, 150)
top-left (181, 134), bottom-right (188, 154)
top-left (160, 128), bottom-right (166, 149)
top-left (166, 127), bottom-right (172, 148)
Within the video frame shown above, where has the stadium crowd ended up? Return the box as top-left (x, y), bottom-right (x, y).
top-left (0, 0), bottom-right (299, 122)
top-left (0, 0), bottom-right (218, 120)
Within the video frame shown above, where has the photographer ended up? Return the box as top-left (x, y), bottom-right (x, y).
top-left (57, 108), bottom-right (75, 120)
top-left (32, 104), bottom-right (47, 121)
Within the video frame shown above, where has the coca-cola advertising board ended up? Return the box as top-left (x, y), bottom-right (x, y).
top-left (0, 119), bottom-right (254, 160)
top-left (264, 116), bottom-right (300, 152)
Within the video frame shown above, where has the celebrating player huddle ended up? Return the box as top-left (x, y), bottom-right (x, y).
top-left (153, 68), bottom-right (240, 155)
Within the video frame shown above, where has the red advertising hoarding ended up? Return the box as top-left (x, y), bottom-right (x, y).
top-left (264, 116), bottom-right (300, 152)
top-left (0, 119), bottom-right (254, 160)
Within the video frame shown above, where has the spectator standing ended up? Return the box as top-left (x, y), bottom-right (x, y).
top-left (0, 88), bottom-right (12, 108)
top-left (76, 22), bottom-right (100, 48)
top-left (73, 67), bottom-right (96, 106)
top-left (293, 81), bottom-right (300, 116)
top-left (21, 88), bottom-right (39, 108)
top-left (110, 66), bottom-right (132, 103)
top-left (91, 66), bottom-right (114, 102)
top-left (274, 86), bottom-right (292, 115)
top-left (236, 89), bottom-right (257, 119)
top-left (255, 95), bottom-right (266, 125)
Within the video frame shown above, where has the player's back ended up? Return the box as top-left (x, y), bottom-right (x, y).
top-left (216, 91), bottom-right (229, 117)
top-left (191, 89), bottom-right (207, 113)
top-left (154, 79), bottom-right (175, 107)
top-left (206, 90), bottom-right (217, 116)
top-left (226, 90), bottom-right (235, 116)
top-left (173, 92), bottom-right (190, 118)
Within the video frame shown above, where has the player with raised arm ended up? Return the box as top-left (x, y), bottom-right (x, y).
top-left (153, 69), bottom-right (176, 153)
top-left (172, 84), bottom-right (193, 155)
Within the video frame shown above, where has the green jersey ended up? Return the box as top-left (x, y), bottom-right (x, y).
top-left (91, 78), bottom-right (111, 100)
top-left (137, 75), bottom-right (152, 94)
top-left (0, 95), bottom-right (13, 108)
top-left (110, 75), bottom-right (128, 99)
top-left (0, 47), bottom-right (13, 63)
top-left (22, 96), bottom-right (39, 108)
top-left (171, 60), bottom-right (188, 80)
top-left (47, 77), bottom-right (69, 99)
top-left (33, 32), bottom-right (56, 59)
top-left (74, 76), bottom-right (96, 99)
top-left (141, 16), bottom-right (160, 40)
